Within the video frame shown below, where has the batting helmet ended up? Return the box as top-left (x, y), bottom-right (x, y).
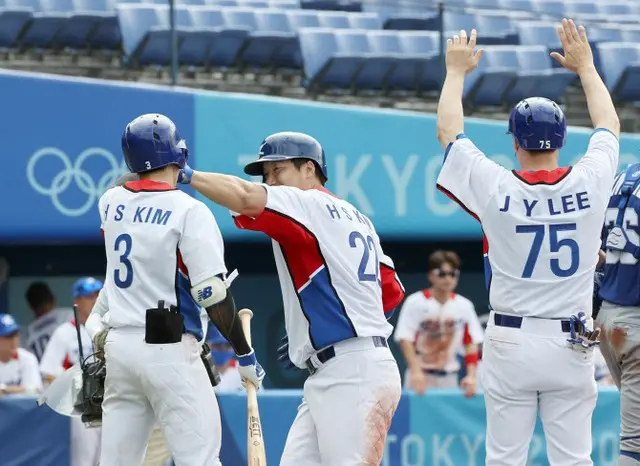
top-left (243, 132), bottom-right (328, 180)
top-left (507, 97), bottom-right (567, 151)
top-left (72, 277), bottom-right (103, 299)
top-left (121, 114), bottom-right (188, 174)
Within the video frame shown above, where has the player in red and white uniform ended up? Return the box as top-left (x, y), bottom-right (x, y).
top-left (0, 314), bottom-right (42, 395)
top-left (436, 22), bottom-right (619, 465)
top-left (178, 131), bottom-right (405, 466)
top-left (24, 282), bottom-right (73, 361)
top-left (394, 250), bottom-right (483, 396)
top-left (40, 277), bottom-right (103, 466)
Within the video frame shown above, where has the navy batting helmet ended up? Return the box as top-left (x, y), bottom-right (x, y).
top-left (507, 97), bottom-right (567, 151)
top-left (243, 132), bottom-right (328, 180)
top-left (121, 114), bottom-right (188, 173)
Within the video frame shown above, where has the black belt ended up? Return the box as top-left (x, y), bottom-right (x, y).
top-left (493, 313), bottom-right (571, 333)
top-left (424, 369), bottom-right (457, 376)
top-left (305, 336), bottom-right (388, 375)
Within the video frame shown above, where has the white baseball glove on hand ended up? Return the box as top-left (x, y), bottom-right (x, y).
top-left (567, 311), bottom-right (600, 350)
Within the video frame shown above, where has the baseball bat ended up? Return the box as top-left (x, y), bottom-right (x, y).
top-left (238, 308), bottom-right (267, 466)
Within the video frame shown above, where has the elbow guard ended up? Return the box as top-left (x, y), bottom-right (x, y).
top-left (191, 276), bottom-right (227, 308)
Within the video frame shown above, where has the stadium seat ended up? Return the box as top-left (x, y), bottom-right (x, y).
top-left (299, 28), bottom-right (368, 91)
top-left (597, 42), bottom-right (640, 102)
top-left (516, 21), bottom-right (559, 47)
top-left (396, 30), bottom-right (441, 91)
top-left (563, 1), bottom-right (599, 15)
top-left (464, 46), bottom-right (517, 107)
top-left (117, 4), bottom-right (168, 61)
top-left (597, 2), bottom-right (639, 15)
top-left (56, 0), bottom-right (115, 49)
top-left (16, 0), bottom-right (70, 48)
top-left (178, 5), bottom-right (225, 66)
top-left (0, 0), bottom-right (34, 48)
top-left (348, 11), bottom-right (381, 29)
top-left (300, 0), bottom-right (361, 12)
top-left (238, 9), bottom-right (295, 68)
top-left (443, 11), bottom-right (516, 45)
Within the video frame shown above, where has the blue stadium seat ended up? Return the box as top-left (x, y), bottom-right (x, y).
top-left (55, 0), bottom-right (115, 49)
top-left (597, 2), bottom-right (639, 15)
top-left (334, 29), bottom-right (393, 90)
top-left (396, 30), bottom-right (441, 91)
top-left (505, 45), bottom-right (575, 103)
top-left (516, 21), bottom-right (559, 47)
top-left (117, 4), bottom-right (167, 60)
top-left (299, 28), bottom-right (367, 91)
top-left (464, 46), bottom-right (517, 106)
top-left (236, 0), bottom-right (268, 8)
top-left (238, 9), bottom-right (295, 68)
top-left (530, 0), bottom-right (564, 17)
top-left (348, 12), bottom-right (380, 29)
top-left (621, 28), bottom-right (640, 43)
top-left (497, 0), bottom-right (534, 13)
top-left (368, 29), bottom-right (439, 92)
top-left (266, 0), bottom-right (298, 9)
top-left (132, 5), bottom-right (192, 65)
top-left (564, 1), bottom-right (599, 15)
top-left (205, 0), bottom-right (238, 5)
top-left (464, 0), bottom-right (501, 7)
top-left (18, 0), bottom-right (70, 48)
top-left (316, 10), bottom-right (348, 28)
top-left (444, 11), bottom-right (515, 45)
top-left (179, 5), bottom-right (225, 66)
top-left (300, 0), bottom-right (360, 12)
top-left (589, 27), bottom-right (623, 43)
top-left (597, 42), bottom-right (640, 102)
top-left (0, 0), bottom-right (34, 48)
top-left (286, 9), bottom-right (319, 29)
top-left (383, 12), bottom-right (438, 31)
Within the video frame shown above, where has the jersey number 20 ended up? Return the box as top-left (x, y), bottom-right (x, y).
top-left (114, 233), bottom-right (134, 288)
top-left (349, 231), bottom-right (380, 284)
top-left (516, 223), bottom-right (579, 278)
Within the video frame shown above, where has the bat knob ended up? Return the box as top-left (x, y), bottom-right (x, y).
top-left (238, 308), bottom-right (254, 320)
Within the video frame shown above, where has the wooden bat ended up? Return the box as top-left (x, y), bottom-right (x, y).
top-left (238, 308), bottom-right (267, 466)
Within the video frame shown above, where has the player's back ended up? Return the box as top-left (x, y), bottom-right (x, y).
top-left (483, 169), bottom-right (607, 318)
top-left (99, 180), bottom-right (219, 336)
top-left (437, 130), bottom-right (618, 320)
top-left (295, 188), bottom-right (392, 337)
top-left (600, 168), bottom-right (640, 306)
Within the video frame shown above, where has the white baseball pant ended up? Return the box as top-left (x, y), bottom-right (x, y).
top-left (280, 336), bottom-right (402, 466)
top-left (482, 311), bottom-right (597, 466)
top-left (100, 328), bottom-right (222, 466)
top-left (70, 418), bottom-right (101, 466)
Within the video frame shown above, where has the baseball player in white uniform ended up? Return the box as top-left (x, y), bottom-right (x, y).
top-left (0, 314), bottom-right (42, 395)
top-left (24, 282), bottom-right (73, 361)
top-left (177, 131), bottom-right (406, 465)
top-left (40, 277), bottom-right (103, 466)
top-left (436, 21), bottom-right (620, 465)
top-left (394, 250), bottom-right (483, 396)
top-left (85, 114), bottom-right (265, 466)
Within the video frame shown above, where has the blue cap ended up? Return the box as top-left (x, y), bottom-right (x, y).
top-left (0, 314), bottom-right (19, 337)
top-left (72, 277), bottom-right (103, 298)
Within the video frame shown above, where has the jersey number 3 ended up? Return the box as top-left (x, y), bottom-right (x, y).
top-left (114, 233), bottom-right (134, 288)
top-left (516, 223), bottom-right (579, 278)
top-left (349, 231), bottom-right (380, 284)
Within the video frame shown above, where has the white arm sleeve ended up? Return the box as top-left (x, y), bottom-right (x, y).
top-left (180, 201), bottom-right (227, 286)
top-left (575, 129), bottom-right (620, 203)
top-left (437, 135), bottom-right (508, 220)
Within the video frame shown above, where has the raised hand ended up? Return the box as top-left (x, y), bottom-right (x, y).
top-left (550, 18), bottom-right (595, 73)
top-left (445, 29), bottom-right (485, 76)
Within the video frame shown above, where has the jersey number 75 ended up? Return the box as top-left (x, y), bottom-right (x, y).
top-left (516, 223), bottom-right (579, 278)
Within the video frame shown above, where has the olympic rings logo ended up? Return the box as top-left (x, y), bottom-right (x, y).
top-left (26, 147), bottom-right (128, 217)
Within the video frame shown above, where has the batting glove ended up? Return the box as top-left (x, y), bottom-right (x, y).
top-left (237, 350), bottom-right (265, 390)
top-left (277, 335), bottom-right (298, 371)
top-left (177, 164), bottom-right (193, 184)
top-left (567, 311), bottom-right (601, 349)
top-left (93, 329), bottom-right (109, 360)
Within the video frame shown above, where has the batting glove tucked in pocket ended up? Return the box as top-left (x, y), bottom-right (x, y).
top-left (237, 350), bottom-right (266, 390)
top-left (567, 311), bottom-right (601, 350)
top-left (277, 335), bottom-right (299, 371)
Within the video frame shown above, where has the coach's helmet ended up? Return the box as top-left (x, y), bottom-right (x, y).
top-left (72, 277), bottom-right (103, 299)
top-left (507, 97), bottom-right (567, 151)
top-left (243, 132), bottom-right (328, 182)
top-left (121, 114), bottom-right (188, 174)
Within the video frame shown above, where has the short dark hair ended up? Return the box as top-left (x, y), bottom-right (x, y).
top-left (428, 250), bottom-right (461, 272)
top-left (291, 158), bottom-right (327, 185)
top-left (25, 282), bottom-right (54, 311)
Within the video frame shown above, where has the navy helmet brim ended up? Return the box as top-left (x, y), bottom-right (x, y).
top-left (243, 155), bottom-right (293, 176)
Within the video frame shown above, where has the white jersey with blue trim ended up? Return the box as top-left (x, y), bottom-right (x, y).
top-left (98, 179), bottom-right (227, 341)
top-left (437, 129), bottom-right (619, 319)
top-left (234, 185), bottom-right (405, 368)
